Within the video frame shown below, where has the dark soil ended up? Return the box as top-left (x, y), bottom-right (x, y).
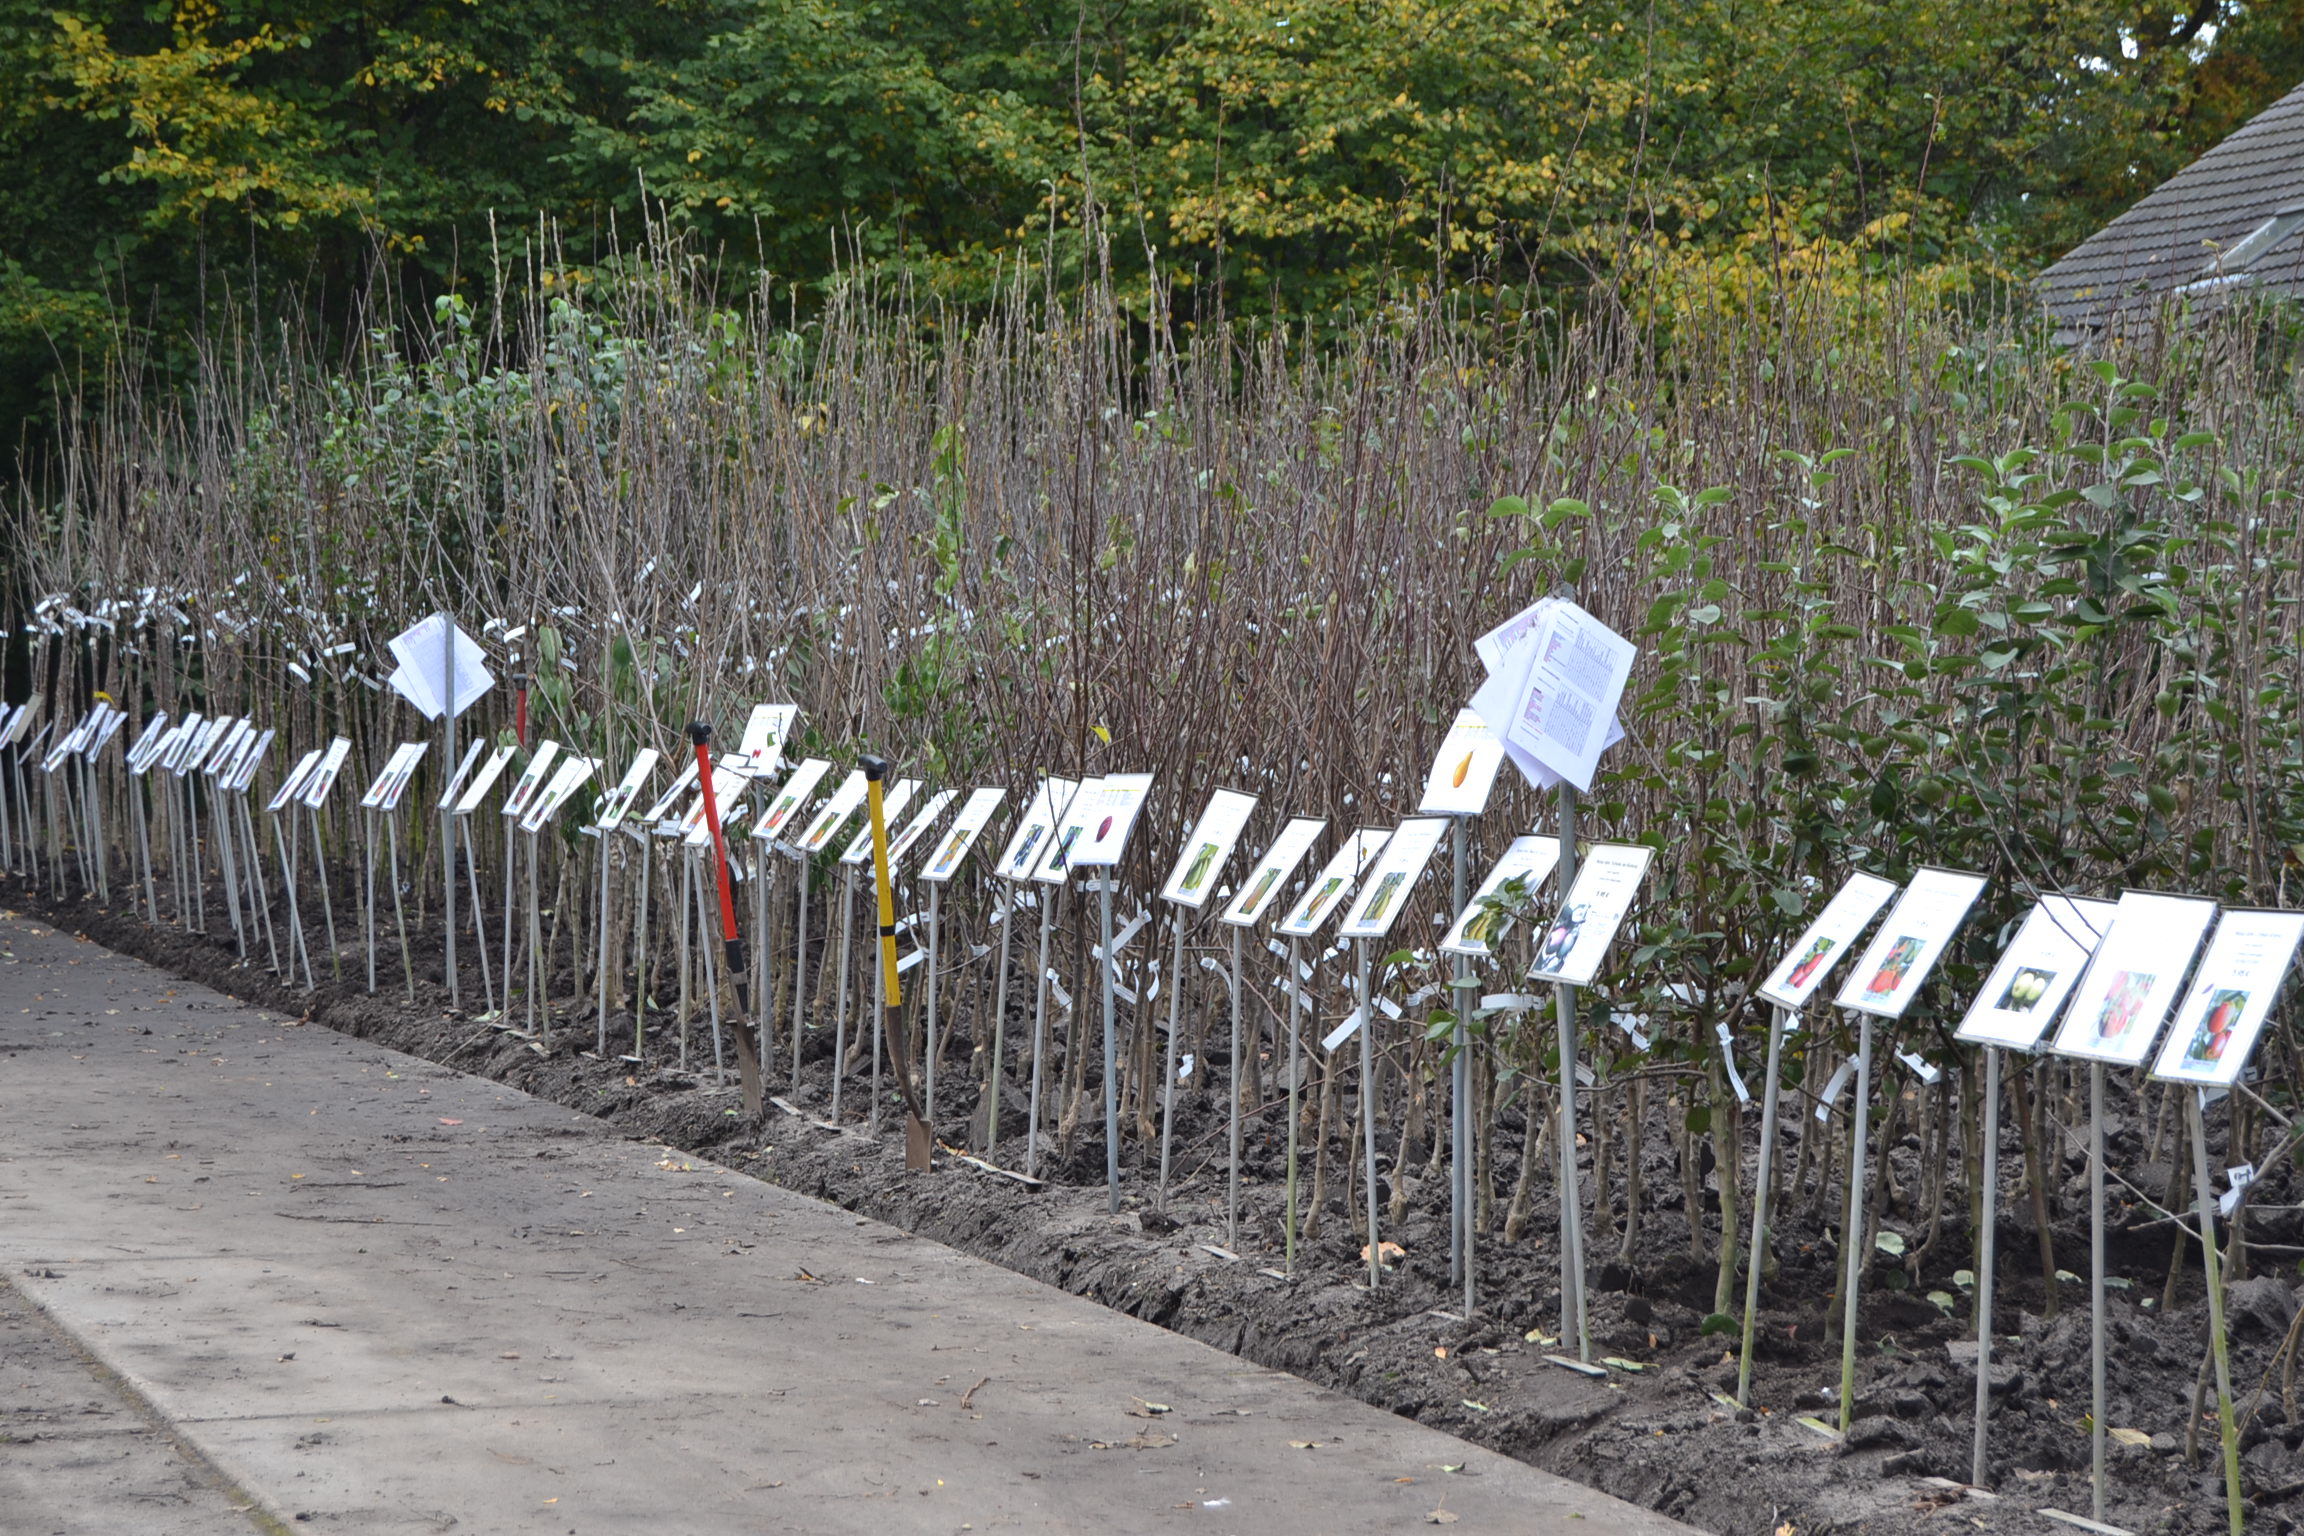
top-left (18, 876), bottom-right (2304, 1536)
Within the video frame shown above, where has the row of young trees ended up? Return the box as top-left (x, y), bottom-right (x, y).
top-left (12, 246), bottom-right (2304, 1344)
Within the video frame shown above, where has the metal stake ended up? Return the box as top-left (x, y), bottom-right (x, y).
top-left (925, 881), bottom-right (942, 1124)
top-left (1227, 922), bottom-right (1244, 1247)
top-left (1286, 934), bottom-right (1304, 1274)
top-left (2089, 1061), bottom-right (2107, 1520)
top-left (1970, 1044), bottom-right (2002, 1487)
top-left (1737, 1004), bottom-right (1790, 1406)
top-left (1100, 877), bottom-right (1121, 1213)
top-left (1157, 909), bottom-right (1185, 1209)
top-left (984, 882), bottom-right (1017, 1151)
top-left (1359, 937), bottom-right (1381, 1288)
top-left (1555, 783), bottom-right (1588, 1358)
top-left (832, 865), bottom-right (856, 1120)
top-left (1026, 888), bottom-right (1055, 1178)
top-left (1836, 1009), bottom-right (1875, 1431)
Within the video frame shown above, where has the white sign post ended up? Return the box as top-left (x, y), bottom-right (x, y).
top-left (1221, 815), bottom-right (1328, 1268)
top-left (1418, 708), bottom-right (1508, 1311)
top-left (359, 743), bottom-right (429, 999)
top-left (1155, 788), bottom-right (1260, 1230)
top-left (1015, 777), bottom-right (1083, 1178)
top-left (1734, 870), bottom-right (1900, 1407)
top-left (2046, 889), bottom-right (2219, 1521)
top-left (1828, 866), bottom-right (1989, 1431)
top-left (985, 778), bottom-right (1073, 1164)
top-left (1951, 894), bottom-right (2116, 1487)
top-left (591, 748), bottom-right (660, 1055)
top-left (1050, 772), bottom-right (1156, 1213)
top-left (497, 741), bottom-right (561, 1036)
top-left (1338, 817), bottom-right (1450, 1289)
top-left (752, 756), bottom-right (830, 1086)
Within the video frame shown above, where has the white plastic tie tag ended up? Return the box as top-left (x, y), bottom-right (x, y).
top-left (1481, 993), bottom-right (1542, 1013)
top-left (1267, 938), bottom-right (1290, 959)
top-left (1614, 1012), bottom-right (1651, 1051)
top-left (1178, 1053), bottom-right (1195, 1082)
top-left (1044, 973), bottom-right (1072, 1011)
top-left (2221, 1163), bottom-right (2257, 1217)
top-left (896, 949), bottom-right (926, 975)
top-left (1322, 1009), bottom-right (1366, 1052)
top-left (1575, 1062), bottom-right (1596, 1087)
top-left (1377, 996), bottom-right (1402, 1021)
top-left (1816, 1058), bottom-right (1858, 1122)
top-left (1405, 984), bottom-right (1439, 1008)
top-left (1114, 982), bottom-right (1138, 1005)
top-left (1715, 1022), bottom-right (1751, 1105)
top-left (1894, 1048), bottom-right (1940, 1086)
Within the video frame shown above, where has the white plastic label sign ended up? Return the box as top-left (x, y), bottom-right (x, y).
top-left (1527, 842), bottom-right (1655, 986)
top-left (921, 787), bottom-right (1007, 883)
top-left (1161, 788), bottom-right (1259, 908)
top-left (2048, 890), bottom-right (2218, 1067)
top-left (2149, 907), bottom-right (2304, 1087)
top-left (1440, 834), bottom-right (1561, 957)
top-left (1220, 817), bottom-right (1326, 928)
top-left (1757, 871), bottom-right (1900, 1012)
top-left (1955, 895), bottom-right (2117, 1050)
top-left (1831, 867), bottom-right (1988, 1019)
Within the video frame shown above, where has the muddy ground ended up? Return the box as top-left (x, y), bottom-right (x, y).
top-left (14, 877), bottom-right (2303, 1536)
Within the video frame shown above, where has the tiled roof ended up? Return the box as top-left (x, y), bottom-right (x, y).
top-left (2038, 80), bottom-right (2304, 327)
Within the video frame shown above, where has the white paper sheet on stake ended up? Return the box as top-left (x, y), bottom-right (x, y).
top-left (1220, 816), bottom-right (1327, 927)
top-left (499, 741), bottom-right (562, 821)
top-left (1830, 867), bottom-right (1988, 1018)
top-left (1500, 600), bottom-right (1636, 793)
top-left (1058, 772), bottom-right (1156, 870)
top-left (1417, 708), bottom-right (1508, 816)
top-left (839, 778), bottom-right (919, 864)
top-left (385, 613), bottom-right (494, 720)
top-left (921, 786), bottom-right (1007, 883)
top-left (2147, 907), bottom-right (2304, 1086)
top-left (1339, 817), bottom-right (1451, 940)
top-left (2048, 890), bottom-right (2219, 1067)
top-left (997, 777), bottom-right (1077, 883)
top-left (1954, 895), bottom-right (2118, 1050)
top-left (451, 744), bottom-right (519, 815)
top-left (1439, 834), bottom-right (1562, 957)
top-left (753, 756), bottom-right (831, 842)
top-left (1275, 828), bottom-right (1390, 937)
top-left (1755, 870), bottom-right (1901, 1012)
top-left (593, 748), bottom-right (662, 831)
top-left (1526, 842), bottom-right (1655, 986)
top-left (1162, 787), bottom-right (1259, 908)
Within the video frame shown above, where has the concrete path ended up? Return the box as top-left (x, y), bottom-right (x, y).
top-left (0, 914), bottom-right (1696, 1536)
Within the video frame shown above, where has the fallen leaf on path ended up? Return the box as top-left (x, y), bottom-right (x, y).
top-left (1126, 1400), bottom-right (1170, 1418)
top-left (489, 1450), bottom-right (532, 1465)
top-left (438, 1118), bottom-right (462, 1125)
top-left (2109, 1427), bottom-right (2153, 1447)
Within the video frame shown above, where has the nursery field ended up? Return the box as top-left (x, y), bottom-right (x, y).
top-left (10, 257), bottom-right (2304, 1535)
